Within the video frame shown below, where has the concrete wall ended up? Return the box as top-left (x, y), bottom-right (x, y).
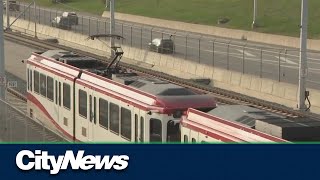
top-left (102, 12), bottom-right (320, 51)
top-left (5, 16), bottom-right (320, 114)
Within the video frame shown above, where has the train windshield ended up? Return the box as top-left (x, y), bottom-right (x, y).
top-left (167, 120), bottom-right (180, 142)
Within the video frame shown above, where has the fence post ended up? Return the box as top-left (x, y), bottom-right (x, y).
top-left (242, 44), bottom-right (247, 74)
top-left (227, 41), bottom-right (231, 70)
top-left (185, 34), bottom-right (188, 59)
top-left (38, 6), bottom-right (40, 24)
top-left (140, 27), bottom-right (143, 49)
top-left (260, 48), bottom-right (263, 78)
top-left (278, 50), bottom-right (282, 82)
top-left (97, 19), bottom-right (99, 35)
top-left (172, 32), bottom-right (176, 56)
top-left (28, 5), bottom-right (30, 22)
top-left (121, 23), bottom-right (124, 44)
top-left (198, 38), bottom-right (201, 63)
top-left (89, 18), bottom-right (91, 35)
top-left (49, 9), bottom-right (51, 24)
top-left (150, 27), bottom-right (154, 42)
top-left (212, 40), bottom-right (215, 67)
top-left (81, 16), bottom-right (84, 34)
top-left (105, 21), bottom-right (107, 40)
top-left (130, 26), bottom-right (133, 47)
top-left (23, 4), bottom-right (25, 19)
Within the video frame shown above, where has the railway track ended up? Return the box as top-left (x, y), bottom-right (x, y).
top-left (4, 31), bottom-right (320, 121)
top-left (1, 93), bottom-right (67, 142)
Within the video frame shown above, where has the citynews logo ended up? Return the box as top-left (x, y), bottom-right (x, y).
top-left (16, 150), bottom-right (129, 175)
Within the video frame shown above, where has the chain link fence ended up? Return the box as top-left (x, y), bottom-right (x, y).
top-left (0, 73), bottom-right (67, 142)
top-left (5, 1), bottom-right (320, 89)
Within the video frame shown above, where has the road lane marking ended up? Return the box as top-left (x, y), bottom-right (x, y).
top-left (235, 49), bottom-right (255, 57)
top-left (273, 56), bottom-right (298, 65)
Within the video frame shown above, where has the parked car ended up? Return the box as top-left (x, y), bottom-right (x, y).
top-left (51, 16), bottom-right (72, 30)
top-left (62, 11), bottom-right (79, 25)
top-left (148, 38), bottom-right (175, 54)
top-left (3, 1), bottom-right (20, 11)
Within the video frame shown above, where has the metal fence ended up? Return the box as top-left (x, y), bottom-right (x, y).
top-left (0, 92), bottom-right (67, 142)
top-left (5, 1), bottom-right (320, 89)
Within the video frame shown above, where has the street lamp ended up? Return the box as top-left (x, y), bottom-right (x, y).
top-left (0, 0), bottom-right (5, 99)
top-left (297, 0), bottom-right (308, 110)
top-left (252, 0), bottom-right (257, 28)
top-left (110, 0), bottom-right (115, 57)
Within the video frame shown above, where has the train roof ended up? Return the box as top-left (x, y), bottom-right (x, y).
top-left (27, 50), bottom-right (217, 112)
top-left (207, 105), bottom-right (285, 128)
top-left (182, 108), bottom-right (288, 142)
top-left (112, 74), bottom-right (196, 96)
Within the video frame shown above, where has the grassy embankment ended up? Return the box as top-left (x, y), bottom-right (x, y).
top-left (21, 0), bottom-right (320, 38)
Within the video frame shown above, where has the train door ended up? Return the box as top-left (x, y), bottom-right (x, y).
top-left (54, 80), bottom-right (60, 128)
top-left (88, 93), bottom-right (96, 141)
top-left (60, 79), bottom-right (74, 140)
top-left (133, 108), bottom-right (143, 143)
top-left (147, 113), bottom-right (163, 142)
top-left (75, 85), bottom-right (89, 142)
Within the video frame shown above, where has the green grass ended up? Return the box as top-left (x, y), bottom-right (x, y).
top-left (21, 0), bottom-right (320, 38)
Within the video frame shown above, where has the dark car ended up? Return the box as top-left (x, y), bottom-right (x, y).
top-left (51, 16), bottom-right (72, 30)
top-left (148, 38), bottom-right (175, 54)
top-left (62, 12), bottom-right (79, 25)
top-left (3, 1), bottom-right (20, 11)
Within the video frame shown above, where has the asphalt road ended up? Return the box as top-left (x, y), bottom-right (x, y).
top-left (5, 3), bottom-right (320, 89)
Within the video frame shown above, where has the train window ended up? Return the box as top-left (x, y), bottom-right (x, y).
top-left (79, 89), bottom-right (87, 118)
top-left (55, 81), bottom-right (58, 105)
top-left (140, 117), bottom-right (144, 142)
top-left (167, 120), bottom-right (180, 142)
top-left (63, 83), bottom-right (71, 110)
top-left (99, 98), bottom-right (108, 129)
top-left (27, 69), bottom-right (29, 91)
top-left (192, 138), bottom-right (196, 143)
top-left (40, 74), bottom-right (47, 97)
top-left (93, 97), bottom-right (96, 124)
top-left (28, 69), bottom-right (32, 91)
top-left (30, 70), bottom-right (32, 92)
top-left (47, 77), bottom-right (54, 101)
top-left (121, 107), bottom-right (131, 141)
top-left (184, 135), bottom-right (188, 143)
top-left (135, 115), bottom-right (138, 142)
top-left (150, 118), bottom-right (162, 142)
top-left (34, 71), bottom-right (40, 94)
top-left (59, 82), bottom-right (61, 106)
top-left (109, 103), bottom-right (119, 134)
top-left (89, 95), bottom-right (92, 122)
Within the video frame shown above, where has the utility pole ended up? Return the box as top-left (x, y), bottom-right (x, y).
top-left (0, 0), bottom-right (6, 99)
top-left (110, 0), bottom-right (115, 57)
top-left (6, 0), bottom-right (9, 30)
top-left (298, 0), bottom-right (308, 110)
top-left (252, 0), bottom-right (257, 28)
top-left (33, 0), bottom-right (37, 38)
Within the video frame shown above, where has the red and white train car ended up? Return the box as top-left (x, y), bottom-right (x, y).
top-left (26, 50), bottom-right (217, 142)
top-left (181, 105), bottom-right (288, 143)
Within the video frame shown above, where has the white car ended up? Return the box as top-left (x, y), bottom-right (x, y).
top-left (61, 12), bottom-right (79, 25)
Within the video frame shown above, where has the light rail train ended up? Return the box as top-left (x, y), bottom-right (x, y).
top-left (26, 49), bottom-right (288, 143)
